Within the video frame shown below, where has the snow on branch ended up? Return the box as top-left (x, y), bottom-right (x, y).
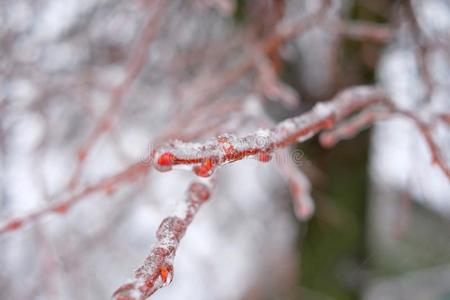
top-left (153, 84), bottom-right (450, 182)
top-left (112, 181), bottom-right (212, 300)
top-left (153, 86), bottom-right (388, 177)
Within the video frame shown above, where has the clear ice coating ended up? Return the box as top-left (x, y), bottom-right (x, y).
top-left (152, 97), bottom-right (343, 177)
top-left (113, 182), bottom-right (211, 299)
top-left (153, 86), bottom-right (392, 178)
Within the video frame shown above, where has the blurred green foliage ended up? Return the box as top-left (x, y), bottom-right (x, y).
top-left (295, 1), bottom-right (391, 299)
top-left (298, 131), bottom-right (370, 300)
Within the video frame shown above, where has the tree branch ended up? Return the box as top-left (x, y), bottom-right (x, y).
top-left (112, 181), bottom-right (212, 300)
top-left (0, 163), bottom-right (151, 235)
top-left (3, 85), bottom-right (447, 237)
top-left (153, 85), bottom-right (450, 182)
top-left (153, 86), bottom-right (387, 176)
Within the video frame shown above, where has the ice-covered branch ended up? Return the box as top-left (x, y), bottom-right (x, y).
top-left (319, 106), bottom-right (391, 148)
top-left (69, 0), bottom-right (168, 189)
top-left (183, 0), bottom-right (331, 110)
top-left (154, 85), bottom-right (450, 181)
top-left (275, 150), bottom-right (315, 221)
top-left (112, 181), bottom-right (212, 300)
top-left (253, 44), bottom-right (299, 108)
top-left (153, 86), bottom-right (388, 177)
top-left (3, 85), bottom-right (447, 237)
top-left (0, 163), bottom-right (151, 235)
top-left (395, 109), bottom-right (450, 180)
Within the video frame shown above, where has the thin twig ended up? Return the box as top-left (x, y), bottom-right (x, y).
top-left (69, 0), bottom-right (168, 189)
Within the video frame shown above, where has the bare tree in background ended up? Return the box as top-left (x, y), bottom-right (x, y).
top-left (0, 0), bottom-right (449, 299)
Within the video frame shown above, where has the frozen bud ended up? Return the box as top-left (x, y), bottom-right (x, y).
top-left (154, 152), bottom-right (175, 172)
top-left (193, 158), bottom-right (216, 177)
